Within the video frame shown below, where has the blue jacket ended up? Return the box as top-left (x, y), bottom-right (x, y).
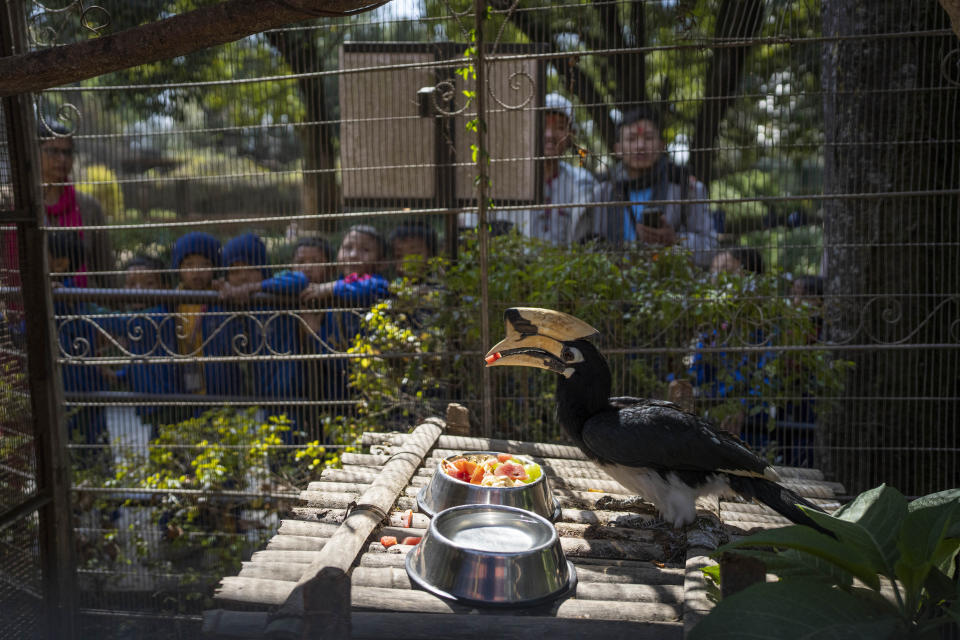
top-left (253, 271), bottom-right (311, 400)
top-left (688, 327), bottom-right (776, 404)
top-left (53, 299), bottom-right (111, 394)
top-left (262, 270), bottom-right (389, 401)
top-left (100, 304), bottom-right (184, 416)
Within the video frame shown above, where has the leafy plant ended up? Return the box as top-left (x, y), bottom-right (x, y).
top-left (91, 408), bottom-right (339, 611)
top-left (691, 485), bottom-right (960, 638)
top-left (349, 230), bottom-right (851, 449)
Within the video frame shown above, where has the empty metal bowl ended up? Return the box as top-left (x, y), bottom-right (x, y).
top-left (405, 504), bottom-right (577, 607)
top-left (417, 451), bottom-right (561, 521)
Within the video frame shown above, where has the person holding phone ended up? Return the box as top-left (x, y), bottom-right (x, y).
top-left (583, 107), bottom-right (717, 267)
top-left (460, 93), bottom-right (598, 246)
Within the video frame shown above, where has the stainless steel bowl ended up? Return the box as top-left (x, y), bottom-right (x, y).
top-left (405, 504), bottom-right (576, 607)
top-left (417, 451), bottom-right (561, 521)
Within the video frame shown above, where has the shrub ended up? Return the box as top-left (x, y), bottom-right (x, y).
top-left (93, 408), bottom-right (343, 611)
top-left (77, 164), bottom-right (124, 221)
top-left (349, 230), bottom-right (851, 450)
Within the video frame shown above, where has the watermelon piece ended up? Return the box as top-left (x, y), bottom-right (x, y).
top-left (380, 536), bottom-right (398, 548)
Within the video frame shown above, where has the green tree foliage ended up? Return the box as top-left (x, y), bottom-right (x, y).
top-left (76, 164), bottom-right (125, 220)
top-left (692, 485), bottom-right (960, 638)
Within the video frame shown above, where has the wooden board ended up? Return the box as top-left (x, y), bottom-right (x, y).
top-left (208, 422), bottom-right (845, 639)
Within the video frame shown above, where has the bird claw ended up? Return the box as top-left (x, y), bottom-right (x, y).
top-left (595, 495), bottom-right (658, 515)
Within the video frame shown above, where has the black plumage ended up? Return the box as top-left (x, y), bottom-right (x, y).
top-left (485, 308), bottom-right (827, 532)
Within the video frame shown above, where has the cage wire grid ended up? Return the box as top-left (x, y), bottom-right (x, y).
top-left (0, 0), bottom-right (958, 635)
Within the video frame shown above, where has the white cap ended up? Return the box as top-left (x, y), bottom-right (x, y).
top-left (544, 92), bottom-right (574, 124)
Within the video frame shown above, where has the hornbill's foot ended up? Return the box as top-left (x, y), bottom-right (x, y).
top-left (595, 494), bottom-right (658, 515)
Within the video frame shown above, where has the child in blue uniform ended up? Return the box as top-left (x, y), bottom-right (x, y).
top-left (48, 232), bottom-right (113, 472)
top-left (170, 232), bottom-right (223, 403)
top-left (219, 232), bottom-right (306, 438)
top-left (101, 255), bottom-right (186, 435)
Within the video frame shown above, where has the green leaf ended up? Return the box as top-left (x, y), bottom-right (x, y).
top-left (908, 489), bottom-right (960, 538)
top-left (730, 548), bottom-right (854, 587)
top-left (894, 556), bottom-right (930, 617)
top-left (897, 502), bottom-right (957, 613)
top-left (700, 563), bottom-right (721, 583)
top-left (900, 501), bottom-right (956, 568)
top-left (908, 488), bottom-right (960, 511)
top-left (922, 566), bottom-right (958, 604)
top-left (944, 598), bottom-right (960, 624)
top-left (689, 579), bottom-right (903, 640)
top-left (931, 537), bottom-right (960, 577)
top-left (832, 484), bottom-right (907, 572)
top-left (800, 508), bottom-right (899, 579)
top-left (718, 525), bottom-right (882, 590)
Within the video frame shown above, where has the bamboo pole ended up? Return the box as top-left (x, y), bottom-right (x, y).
top-left (239, 561), bottom-right (311, 582)
top-left (682, 552), bottom-right (717, 635)
top-left (361, 432), bottom-right (587, 460)
top-left (350, 585), bottom-right (682, 622)
top-left (355, 552), bottom-right (686, 584)
top-left (218, 576), bottom-right (296, 606)
top-left (288, 507), bottom-right (348, 524)
top-left (277, 520), bottom-right (341, 538)
top-left (249, 550), bottom-right (327, 565)
top-left (348, 566), bottom-right (684, 603)
top-left (267, 536), bottom-right (329, 552)
top-left (350, 612), bottom-right (682, 640)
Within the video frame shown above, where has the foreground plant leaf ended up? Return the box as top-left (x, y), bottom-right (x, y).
top-left (718, 525), bottom-right (882, 590)
top-left (689, 578), bottom-right (903, 639)
top-left (832, 484), bottom-right (907, 573)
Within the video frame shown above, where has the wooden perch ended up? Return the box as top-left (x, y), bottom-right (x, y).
top-left (0, 0), bottom-right (387, 97)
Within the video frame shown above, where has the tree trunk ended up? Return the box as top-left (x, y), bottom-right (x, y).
top-left (595, 0), bottom-right (647, 109)
top-left (266, 30), bottom-right (340, 232)
top-left (689, 0), bottom-right (765, 186)
top-left (0, 0), bottom-right (383, 96)
top-left (821, 0), bottom-right (960, 495)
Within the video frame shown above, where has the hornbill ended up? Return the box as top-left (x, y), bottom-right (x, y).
top-left (484, 307), bottom-right (826, 530)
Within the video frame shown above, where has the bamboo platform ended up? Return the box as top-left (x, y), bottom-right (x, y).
top-left (203, 417), bottom-right (844, 639)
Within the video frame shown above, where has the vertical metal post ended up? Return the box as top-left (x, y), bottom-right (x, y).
top-left (473, 0), bottom-right (492, 436)
top-left (436, 43), bottom-right (459, 262)
top-left (0, 1), bottom-right (78, 636)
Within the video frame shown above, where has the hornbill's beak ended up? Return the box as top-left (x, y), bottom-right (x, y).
top-left (484, 307), bottom-right (599, 376)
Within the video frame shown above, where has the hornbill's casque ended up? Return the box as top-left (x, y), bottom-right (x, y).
top-left (484, 307), bottom-right (826, 530)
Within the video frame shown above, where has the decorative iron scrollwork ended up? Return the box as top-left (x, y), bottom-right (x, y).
top-left (942, 48), bottom-right (960, 87)
top-left (37, 101), bottom-right (81, 135)
top-left (487, 69), bottom-right (535, 111)
top-left (56, 308), bottom-right (362, 361)
top-left (29, 0), bottom-right (111, 47)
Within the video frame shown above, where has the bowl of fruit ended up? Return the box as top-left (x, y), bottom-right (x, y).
top-left (417, 451), bottom-right (560, 521)
top-left (405, 503), bottom-right (576, 607)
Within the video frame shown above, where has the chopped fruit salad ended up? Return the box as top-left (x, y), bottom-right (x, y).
top-left (441, 453), bottom-right (543, 487)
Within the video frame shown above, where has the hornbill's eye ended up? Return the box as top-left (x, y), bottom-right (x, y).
top-left (561, 346), bottom-right (584, 363)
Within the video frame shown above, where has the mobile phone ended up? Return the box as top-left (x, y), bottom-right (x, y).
top-left (641, 208), bottom-right (662, 228)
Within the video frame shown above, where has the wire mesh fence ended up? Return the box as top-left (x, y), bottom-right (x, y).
top-left (1, 0), bottom-right (959, 634)
top-left (0, 118), bottom-right (45, 639)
